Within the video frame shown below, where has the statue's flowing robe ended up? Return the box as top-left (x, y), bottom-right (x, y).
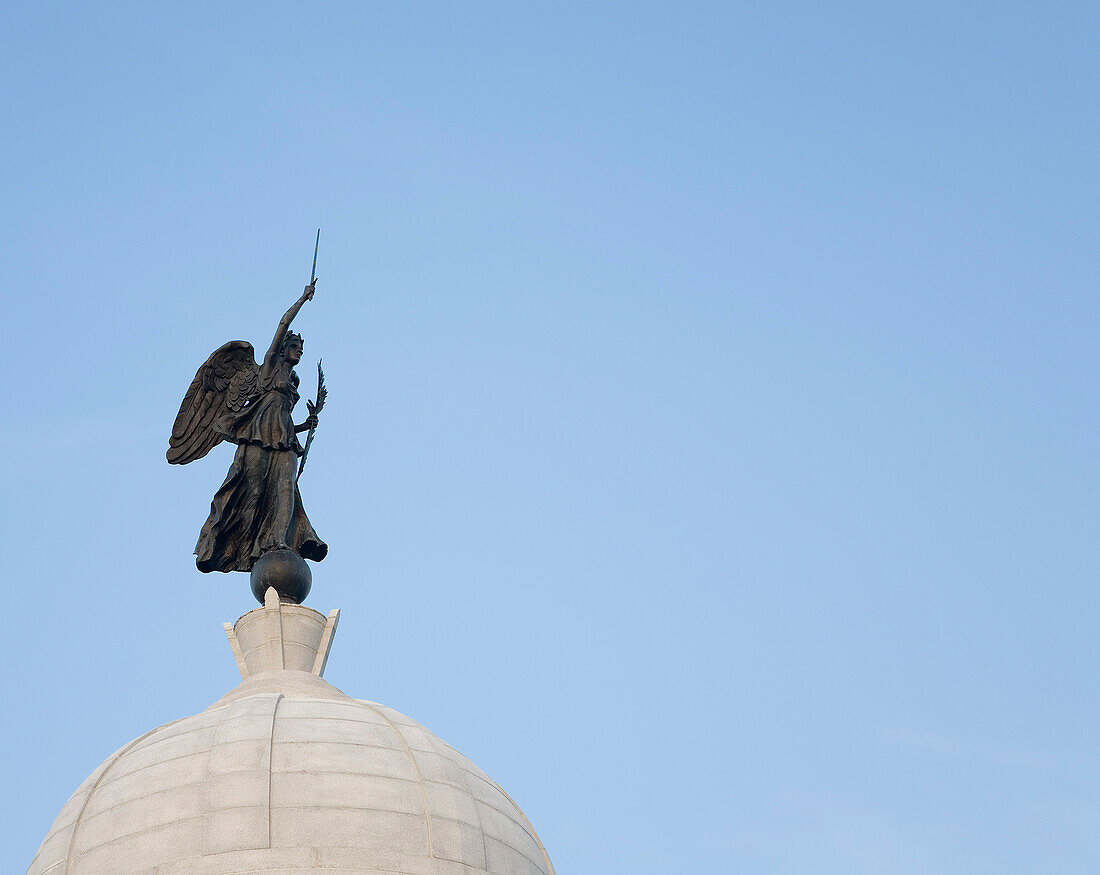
top-left (195, 366), bottom-right (327, 573)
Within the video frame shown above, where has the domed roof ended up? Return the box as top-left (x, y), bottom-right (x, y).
top-left (29, 595), bottom-right (555, 875)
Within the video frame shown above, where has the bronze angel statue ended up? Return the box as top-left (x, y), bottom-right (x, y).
top-left (168, 283), bottom-right (327, 573)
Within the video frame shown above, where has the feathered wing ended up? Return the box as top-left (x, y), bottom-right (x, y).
top-left (167, 341), bottom-right (260, 464)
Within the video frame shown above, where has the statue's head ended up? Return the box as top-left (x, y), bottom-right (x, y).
top-left (281, 331), bottom-right (304, 364)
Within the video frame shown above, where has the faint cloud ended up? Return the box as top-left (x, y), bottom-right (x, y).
top-left (726, 786), bottom-right (939, 874)
top-left (882, 727), bottom-right (963, 757)
top-left (883, 726), bottom-right (1084, 773)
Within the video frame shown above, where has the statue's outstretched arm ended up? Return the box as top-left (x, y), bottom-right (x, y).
top-left (264, 283), bottom-right (315, 367)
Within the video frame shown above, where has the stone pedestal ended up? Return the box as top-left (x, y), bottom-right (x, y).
top-left (225, 585), bottom-right (340, 679)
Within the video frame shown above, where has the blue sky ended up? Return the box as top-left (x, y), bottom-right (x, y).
top-left (2, 3), bottom-right (1099, 872)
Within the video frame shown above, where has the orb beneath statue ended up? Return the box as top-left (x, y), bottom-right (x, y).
top-left (250, 549), bottom-right (312, 605)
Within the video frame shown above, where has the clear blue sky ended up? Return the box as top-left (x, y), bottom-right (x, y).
top-left (2, 3), bottom-right (1098, 872)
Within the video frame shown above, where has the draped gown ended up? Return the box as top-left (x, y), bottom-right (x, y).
top-left (195, 364), bottom-right (327, 573)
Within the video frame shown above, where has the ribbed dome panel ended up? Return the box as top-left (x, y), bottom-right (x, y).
top-left (29, 596), bottom-right (554, 875)
top-left (29, 685), bottom-right (553, 874)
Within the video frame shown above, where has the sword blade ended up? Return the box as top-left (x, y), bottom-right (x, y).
top-left (310, 228), bottom-right (320, 284)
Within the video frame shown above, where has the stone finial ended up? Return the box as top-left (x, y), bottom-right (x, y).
top-left (225, 590), bottom-right (340, 680)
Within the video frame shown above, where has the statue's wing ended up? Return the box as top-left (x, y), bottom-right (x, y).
top-left (167, 341), bottom-right (260, 464)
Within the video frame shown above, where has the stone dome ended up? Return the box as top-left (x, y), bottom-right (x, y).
top-left (29, 592), bottom-right (555, 875)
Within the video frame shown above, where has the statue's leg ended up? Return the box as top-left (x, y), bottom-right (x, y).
top-left (261, 449), bottom-right (298, 553)
top-left (240, 443), bottom-right (277, 567)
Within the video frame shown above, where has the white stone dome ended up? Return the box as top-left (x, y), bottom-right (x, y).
top-left (29, 595), bottom-right (555, 875)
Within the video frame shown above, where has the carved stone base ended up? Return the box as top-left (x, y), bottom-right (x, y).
top-left (224, 585), bottom-right (340, 680)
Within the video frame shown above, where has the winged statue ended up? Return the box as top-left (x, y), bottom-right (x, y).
top-left (168, 283), bottom-right (327, 573)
